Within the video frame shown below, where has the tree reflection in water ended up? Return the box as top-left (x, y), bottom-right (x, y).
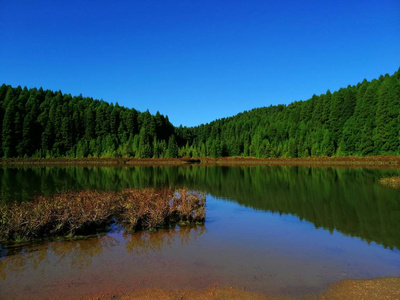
top-left (124, 224), bottom-right (206, 254)
top-left (0, 224), bottom-right (207, 281)
top-left (1, 165), bottom-right (400, 249)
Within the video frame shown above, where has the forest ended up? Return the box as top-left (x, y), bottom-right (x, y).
top-left (0, 68), bottom-right (399, 158)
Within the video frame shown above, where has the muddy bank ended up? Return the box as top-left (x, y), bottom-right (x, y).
top-left (1, 155), bottom-right (400, 168)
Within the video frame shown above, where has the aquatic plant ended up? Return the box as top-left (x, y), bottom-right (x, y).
top-left (0, 188), bottom-right (205, 242)
top-left (170, 189), bottom-right (206, 225)
top-left (379, 176), bottom-right (400, 190)
top-left (118, 188), bottom-right (205, 231)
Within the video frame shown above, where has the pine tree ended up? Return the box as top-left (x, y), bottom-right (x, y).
top-left (167, 135), bottom-right (178, 158)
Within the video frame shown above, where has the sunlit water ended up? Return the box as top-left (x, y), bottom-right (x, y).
top-left (0, 166), bottom-right (399, 299)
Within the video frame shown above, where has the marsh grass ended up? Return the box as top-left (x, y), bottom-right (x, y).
top-left (379, 176), bottom-right (400, 189)
top-left (0, 188), bottom-right (205, 242)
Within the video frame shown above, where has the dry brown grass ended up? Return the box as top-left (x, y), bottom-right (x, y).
top-left (119, 188), bottom-right (205, 232)
top-left (379, 176), bottom-right (400, 189)
top-left (0, 188), bottom-right (205, 242)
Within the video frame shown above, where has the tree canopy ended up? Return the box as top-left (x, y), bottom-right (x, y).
top-left (1, 68), bottom-right (399, 158)
top-left (178, 68), bottom-right (400, 158)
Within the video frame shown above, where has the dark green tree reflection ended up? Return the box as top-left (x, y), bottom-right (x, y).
top-left (1, 166), bottom-right (399, 249)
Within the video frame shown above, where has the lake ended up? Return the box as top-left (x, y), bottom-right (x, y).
top-left (0, 165), bottom-right (400, 298)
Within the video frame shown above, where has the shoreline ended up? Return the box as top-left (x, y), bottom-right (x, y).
top-left (1, 155), bottom-right (400, 168)
top-left (86, 276), bottom-right (400, 300)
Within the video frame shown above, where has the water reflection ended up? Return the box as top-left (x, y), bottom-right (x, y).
top-left (0, 235), bottom-right (117, 280)
top-left (0, 192), bottom-right (399, 299)
top-left (1, 166), bottom-right (400, 249)
top-left (0, 224), bottom-right (206, 280)
top-left (124, 225), bottom-right (206, 254)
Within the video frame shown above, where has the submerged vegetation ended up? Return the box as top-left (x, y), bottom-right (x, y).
top-left (379, 176), bottom-right (400, 189)
top-left (0, 188), bottom-right (205, 242)
top-left (1, 68), bottom-right (399, 158)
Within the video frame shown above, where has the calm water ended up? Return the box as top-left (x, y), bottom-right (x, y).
top-left (0, 166), bottom-right (400, 298)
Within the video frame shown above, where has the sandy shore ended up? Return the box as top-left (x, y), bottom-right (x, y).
top-left (87, 277), bottom-right (400, 300)
top-left (319, 277), bottom-right (400, 299)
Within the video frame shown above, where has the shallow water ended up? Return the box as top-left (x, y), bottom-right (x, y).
top-left (0, 166), bottom-right (400, 298)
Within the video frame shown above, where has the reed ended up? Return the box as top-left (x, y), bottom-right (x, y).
top-left (379, 176), bottom-right (400, 189)
top-left (0, 188), bottom-right (205, 242)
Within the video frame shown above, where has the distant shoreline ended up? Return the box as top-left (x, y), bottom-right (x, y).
top-left (1, 155), bottom-right (400, 168)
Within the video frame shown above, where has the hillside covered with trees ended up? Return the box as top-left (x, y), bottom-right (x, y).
top-left (1, 68), bottom-right (399, 158)
top-left (0, 85), bottom-right (179, 158)
top-left (179, 68), bottom-right (400, 158)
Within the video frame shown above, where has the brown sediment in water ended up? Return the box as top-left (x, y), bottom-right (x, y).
top-left (1, 155), bottom-right (400, 168)
top-left (88, 287), bottom-right (284, 300)
top-left (87, 277), bottom-right (400, 300)
top-left (319, 277), bottom-right (400, 299)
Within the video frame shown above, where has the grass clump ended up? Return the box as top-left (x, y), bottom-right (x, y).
top-left (119, 188), bottom-right (206, 232)
top-left (0, 188), bottom-right (205, 242)
top-left (379, 176), bottom-right (400, 190)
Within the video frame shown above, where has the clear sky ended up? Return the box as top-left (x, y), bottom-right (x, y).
top-left (1, 1), bottom-right (399, 127)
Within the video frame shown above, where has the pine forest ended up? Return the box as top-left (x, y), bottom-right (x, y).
top-left (0, 68), bottom-right (399, 159)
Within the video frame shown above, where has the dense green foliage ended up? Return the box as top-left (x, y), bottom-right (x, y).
top-left (179, 68), bottom-right (400, 157)
top-left (1, 68), bottom-right (399, 158)
top-left (0, 85), bottom-right (176, 158)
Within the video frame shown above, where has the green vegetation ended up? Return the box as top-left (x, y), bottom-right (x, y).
top-left (1, 68), bottom-right (399, 158)
top-left (0, 85), bottom-right (176, 158)
top-left (0, 188), bottom-right (205, 242)
top-left (179, 68), bottom-right (400, 157)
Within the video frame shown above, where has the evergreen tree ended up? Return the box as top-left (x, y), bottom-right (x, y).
top-left (167, 135), bottom-right (178, 158)
top-left (0, 68), bottom-right (398, 158)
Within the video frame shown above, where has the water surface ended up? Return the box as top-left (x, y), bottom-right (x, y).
top-left (0, 166), bottom-right (399, 298)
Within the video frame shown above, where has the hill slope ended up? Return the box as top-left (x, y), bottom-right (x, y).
top-left (177, 68), bottom-right (400, 157)
top-left (1, 68), bottom-right (399, 158)
top-left (0, 86), bottom-right (176, 158)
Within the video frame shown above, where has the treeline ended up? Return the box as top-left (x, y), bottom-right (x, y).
top-left (179, 68), bottom-right (400, 157)
top-left (0, 85), bottom-right (180, 158)
top-left (1, 68), bottom-right (399, 158)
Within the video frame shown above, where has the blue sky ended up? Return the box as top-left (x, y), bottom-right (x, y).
top-left (1, 1), bottom-right (399, 127)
